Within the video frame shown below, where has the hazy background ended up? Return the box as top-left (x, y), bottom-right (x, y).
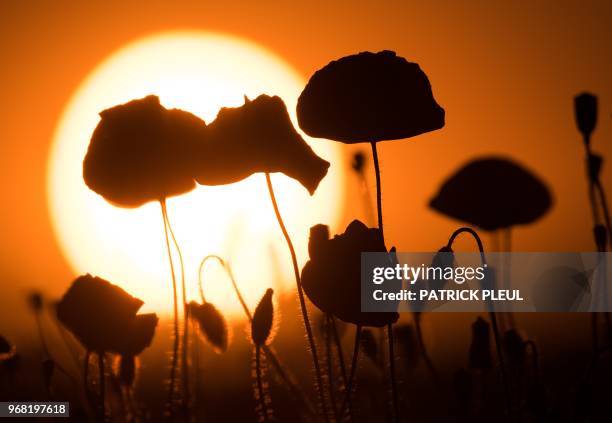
top-left (0, 0), bottom-right (611, 384)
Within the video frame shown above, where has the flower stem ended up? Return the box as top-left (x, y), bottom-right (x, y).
top-left (371, 141), bottom-right (400, 422)
top-left (98, 352), bottom-right (106, 420)
top-left (160, 200), bottom-right (179, 417)
top-left (387, 323), bottom-right (399, 423)
top-left (370, 141), bottom-right (384, 245)
top-left (255, 345), bottom-right (270, 422)
top-left (414, 313), bottom-right (440, 384)
top-left (329, 315), bottom-right (353, 422)
top-left (446, 226), bottom-right (512, 421)
top-left (324, 316), bottom-right (339, 421)
top-left (265, 172), bottom-right (329, 422)
top-left (198, 254), bottom-right (316, 418)
top-left (163, 206), bottom-right (190, 414)
top-left (340, 325), bottom-right (362, 421)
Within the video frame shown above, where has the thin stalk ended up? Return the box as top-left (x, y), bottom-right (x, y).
top-left (265, 172), bottom-right (329, 422)
top-left (371, 141), bottom-right (400, 422)
top-left (414, 313), bottom-right (440, 384)
top-left (504, 228), bottom-right (516, 329)
top-left (330, 316), bottom-right (353, 423)
top-left (160, 200), bottom-right (179, 415)
top-left (198, 255), bottom-right (251, 319)
top-left (594, 180), bottom-right (612, 242)
top-left (356, 171), bottom-right (375, 226)
top-left (582, 140), bottom-right (607, 356)
top-left (325, 316), bottom-right (339, 421)
top-left (163, 206), bottom-right (190, 413)
top-left (387, 323), bottom-right (399, 423)
top-left (340, 326), bottom-right (362, 421)
top-left (255, 345), bottom-right (270, 423)
top-left (370, 141), bottom-right (385, 246)
top-left (98, 353), bottom-right (106, 420)
top-left (198, 254), bottom-right (316, 418)
top-left (447, 226), bottom-right (512, 421)
top-left (84, 350), bottom-right (91, 395)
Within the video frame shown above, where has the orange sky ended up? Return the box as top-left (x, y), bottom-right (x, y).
top-left (0, 1), bottom-right (611, 334)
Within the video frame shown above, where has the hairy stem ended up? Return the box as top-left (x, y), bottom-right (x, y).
top-left (164, 205), bottom-right (190, 414)
top-left (265, 173), bottom-right (329, 422)
top-left (330, 316), bottom-right (353, 422)
top-left (371, 141), bottom-right (400, 422)
top-left (198, 253), bottom-right (315, 418)
top-left (98, 353), bottom-right (106, 420)
top-left (447, 226), bottom-right (512, 421)
top-left (387, 323), bottom-right (399, 423)
top-left (325, 316), bottom-right (339, 421)
top-left (160, 200), bottom-right (179, 416)
top-left (340, 325), bottom-right (362, 421)
top-left (371, 141), bottom-right (384, 246)
top-left (255, 346), bottom-right (270, 423)
top-left (414, 314), bottom-right (440, 384)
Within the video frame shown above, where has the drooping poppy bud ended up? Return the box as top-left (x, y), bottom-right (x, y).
top-left (574, 92), bottom-right (598, 142)
top-left (189, 301), bottom-right (228, 353)
top-left (468, 317), bottom-right (492, 370)
top-left (251, 289), bottom-right (274, 347)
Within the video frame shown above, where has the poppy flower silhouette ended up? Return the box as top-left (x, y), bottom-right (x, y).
top-left (83, 95), bottom-right (205, 208)
top-left (83, 95), bottom-right (207, 409)
top-left (194, 95), bottom-right (329, 195)
top-left (302, 220), bottom-right (399, 421)
top-left (302, 220), bottom-right (399, 328)
top-left (195, 94), bottom-right (331, 417)
top-left (298, 51), bottom-right (443, 421)
top-left (56, 274), bottom-right (158, 355)
top-left (297, 50), bottom-right (445, 143)
top-left (430, 157), bottom-right (552, 232)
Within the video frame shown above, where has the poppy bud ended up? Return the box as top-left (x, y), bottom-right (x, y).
top-left (251, 289), bottom-right (274, 346)
top-left (189, 301), bottom-right (228, 353)
top-left (360, 329), bottom-right (378, 363)
top-left (351, 151), bottom-right (366, 173)
top-left (574, 92), bottom-right (598, 141)
top-left (118, 355), bottom-right (136, 387)
top-left (468, 317), bottom-right (492, 370)
top-left (308, 225), bottom-right (329, 260)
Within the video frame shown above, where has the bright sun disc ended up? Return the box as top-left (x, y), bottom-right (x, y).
top-left (47, 31), bottom-right (344, 317)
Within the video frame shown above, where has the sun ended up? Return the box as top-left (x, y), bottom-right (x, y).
top-left (47, 31), bottom-right (344, 317)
